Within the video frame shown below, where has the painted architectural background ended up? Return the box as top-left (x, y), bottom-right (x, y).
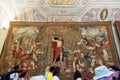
top-left (0, 0), bottom-right (120, 63)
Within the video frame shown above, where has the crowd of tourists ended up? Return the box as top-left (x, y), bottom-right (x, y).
top-left (0, 64), bottom-right (120, 80)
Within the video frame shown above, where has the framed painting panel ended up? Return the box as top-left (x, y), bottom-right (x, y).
top-left (115, 21), bottom-right (120, 37)
top-left (0, 21), bottom-right (119, 80)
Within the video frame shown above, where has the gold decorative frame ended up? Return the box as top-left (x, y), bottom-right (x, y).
top-left (0, 21), bottom-right (119, 79)
top-left (100, 8), bottom-right (108, 20)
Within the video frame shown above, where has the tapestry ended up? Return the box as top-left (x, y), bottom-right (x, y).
top-left (0, 22), bottom-right (119, 80)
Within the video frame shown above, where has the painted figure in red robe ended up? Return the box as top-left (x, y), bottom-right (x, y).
top-left (51, 36), bottom-right (64, 63)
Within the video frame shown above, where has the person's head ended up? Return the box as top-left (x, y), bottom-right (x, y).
top-left (74, 70), bottom-right (82, 80)
top-left (50, 66), bottom-right (55, 73)
top-left (13, 65), bottom-right (19, 70)
top-left (53, 36), bottom-right (58, 40)
top-left (53, 67), bottom-right (60, 76)
top-left (108, 65), bottom-right (120, 71)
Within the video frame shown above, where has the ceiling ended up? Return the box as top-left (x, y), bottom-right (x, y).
top-left (0, 0), bottom-right (120, 28)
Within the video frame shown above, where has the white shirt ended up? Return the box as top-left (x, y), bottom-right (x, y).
top-left (30, 75), bottom-right (45, 80)
top-left (45, 71), bottom-right (49, 79)
top-left (52, 76), bottom-right (60, 80)
top-left (76, 78), bottom-right (82, 80)
top-left (10, 73), bottom-right (19, 80)
top-left (19, 78), bottom-right (28, 80)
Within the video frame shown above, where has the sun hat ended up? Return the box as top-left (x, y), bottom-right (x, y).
top-left (93, 65), bottom-right (114, 80)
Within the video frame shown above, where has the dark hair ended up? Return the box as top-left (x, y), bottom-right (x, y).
top-left (54, 37), bottom-right (58, 40)
top-left (109, 65), bottom-right (120, 80)
top-left (13, 65), bottom-right (19, 70)
top-left (53, 67), bottom-right (60, 76)
top-left (50, 66), bottom-right (55, 72)
top-left (109, 65), bottom-right (120, 71)
top-left (74, 70), bottom-right (82, 80)
top-left (19, 71), bottom-right (27, 78)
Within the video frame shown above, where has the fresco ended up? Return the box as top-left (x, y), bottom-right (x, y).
top-left (50, 0), bottom-right (77, 5)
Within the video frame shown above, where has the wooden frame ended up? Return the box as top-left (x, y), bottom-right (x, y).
top-left (115, 21), bottom-right (120, 37)
top-left (0, 21), bottom-right (119, 79)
